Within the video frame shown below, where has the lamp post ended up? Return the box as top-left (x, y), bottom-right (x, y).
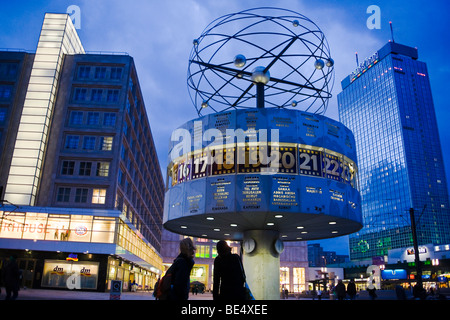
top-left (409, 207), bottom-right (423, 286)
top-left (383, 200), bottom-right (424, 286)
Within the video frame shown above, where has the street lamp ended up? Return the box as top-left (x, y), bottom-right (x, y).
top-left (381, 199), bottom-right (426, 286)
top-left (409, 206), bottom-right (426, 287)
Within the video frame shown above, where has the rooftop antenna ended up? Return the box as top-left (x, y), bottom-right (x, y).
top-left (355, 52), bottom-right (359, 67)
top-left (389, 21), bottom-right (395, 43)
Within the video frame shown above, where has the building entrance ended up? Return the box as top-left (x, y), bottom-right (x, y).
top-left (18, 258), bottom-right (37, 288)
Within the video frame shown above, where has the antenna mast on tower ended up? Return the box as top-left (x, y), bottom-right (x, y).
top-left (389, 21), bottom-right (395, 43)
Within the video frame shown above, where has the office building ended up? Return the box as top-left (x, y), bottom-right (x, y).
top-left (308, 243), bottom-right (349, 267)
top-left (0, 13), bottom-right (164, 291)
top-left (338, 42), bottom-right (450, 261)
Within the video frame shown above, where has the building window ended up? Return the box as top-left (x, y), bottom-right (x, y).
top-left (126, 99), bottom-right (131, 114)
top-left (75, 188), bottom-right (89, 203)
top-left (0, 85), bottom-right (12, 99)
top-left (87, 112), bottom-right (100, 125)
top-left (1, 63), bottom-right (18, 77)
top-left (94, 67), bottom-right (106, 79)
top-left (79, 162), bottom-right (92, 176)
top-left (0, 108), bottom-right (7, 122)
top-left (57, 187), bottom-right (71, 202)
top-left (91, 89), bottom-right (103, 102)
top-left (195, 245), bottom-right (210, 258)
top-left (69, 111), bottom-right (83, 125)
top-left (123, 122), bottom-right (129, 139)
top-left (64, 135), bottom-right (79, 149)
top-left (280, 267), bottom-right (290, 292)
top-left (83, 136), bottom-right (96, 150)
top-left (73, 88), bottom-right (87, 101)
top-left (118, 168), bottom-right (124, 186)
top-left (120, 145), bottom-right (126, 160)
top-left (78, 66), bottom-right (90, 79)
top-left (61, 160), bottom-right (75, 175)
top-left (292, 268), bottom-right (306, 293)
top-left (103, 113), bottom-right (116, 126)
top-left (96, 162), bottom-right (110, 177)
top-left (110, 67), bottom-right (122, 80)
top-left (100, 136), bottom-right (113, 151)
top-left (107, 89), bottom-right (119, 102)
top-left (92, 188), bottom-right (107, 204)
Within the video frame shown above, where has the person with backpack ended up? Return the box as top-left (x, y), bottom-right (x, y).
top-left (156, 238), bottom-right (196, 300)
top-left (212, 240), bottom-right (246, 300)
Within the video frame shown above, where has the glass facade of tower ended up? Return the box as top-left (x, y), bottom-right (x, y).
top-left (338, 42), bottom-right (450, 261)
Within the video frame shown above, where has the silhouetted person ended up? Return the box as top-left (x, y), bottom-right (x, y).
top-left (367, 280), bottom-right (377, 300)
top-left (153, 277), bottom-right (160, 300)
top-left (213, 240), bottom-right (246, 300)
top-left (395, 284), bottom-right (406, 300)
top-left (3, 255), bottom-right (20, 300)
top-left (413, 283), bottom-right (426, 300)
top-left (168, 238), bottom-right (196, 300)
top-left (347, 278), bottom-right (357, 300)
top-left (335, 279), bottom-right (346, 300)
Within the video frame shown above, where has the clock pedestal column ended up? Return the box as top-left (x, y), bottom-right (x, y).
top-left (242, 230), bottom-right (282, 300)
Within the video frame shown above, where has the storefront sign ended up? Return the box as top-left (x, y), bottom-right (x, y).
top-left (66, 253), bottom-right (78, 261)
top-left (407, 247), bottom-right (427, 255)
top-left (0, 211), bottom-right (116, 243)
top-left (381, 269), bottom-right (407, 280)
top-left (42, 260), bottom-right (99, 290)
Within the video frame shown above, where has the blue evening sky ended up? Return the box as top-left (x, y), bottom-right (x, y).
top-left (1, 0), bottom-right (449, 255)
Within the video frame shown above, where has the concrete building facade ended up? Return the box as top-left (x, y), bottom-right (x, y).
top-left (0, 13), bottom-right (164, 292)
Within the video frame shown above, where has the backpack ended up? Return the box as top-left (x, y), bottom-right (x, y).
top-left (155, 258), bottom-right (180, 300)
top-left (155, 272), bottom-right (172, 300)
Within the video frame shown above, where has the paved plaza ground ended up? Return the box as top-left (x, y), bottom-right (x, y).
top-left (0, 287), bottom-right (433, 300)
top-left (2, 288), bottom-right (446, 320)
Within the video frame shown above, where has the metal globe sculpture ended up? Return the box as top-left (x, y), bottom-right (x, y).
top-left (165, 7), bottom-right (361, 300)
top-left (187, 7), bottom-right (334, 116)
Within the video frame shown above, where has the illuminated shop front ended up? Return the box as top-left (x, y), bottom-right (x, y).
top-left (42, 259), bottom-right (100, 290)
top-left (0, 205), bottom-right (162, 292)
top-left (280, 266), bottom-right (306, 293)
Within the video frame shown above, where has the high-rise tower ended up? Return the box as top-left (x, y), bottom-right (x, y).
top-left (338, 42), bottom-right (450, 260)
